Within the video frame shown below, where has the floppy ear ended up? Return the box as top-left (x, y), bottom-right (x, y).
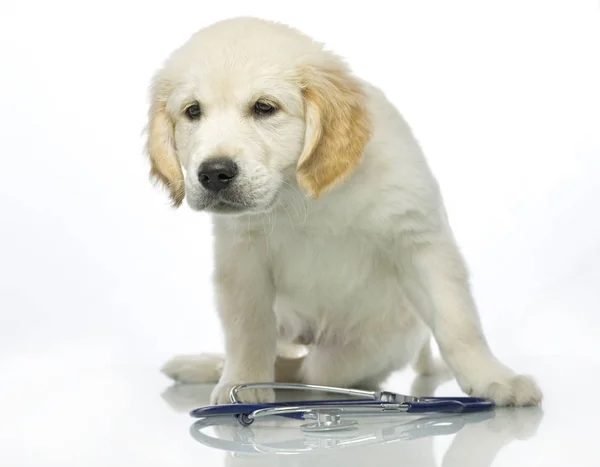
top-left (145, 97), bottom-right (185, 207)
top-left (296, 64), bottom-right (371, 198)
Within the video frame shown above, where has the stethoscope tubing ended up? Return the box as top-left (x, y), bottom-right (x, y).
top-left (190, 396), bottom-right (494, 422)
top-left (189, 382), bottom-right (494, 428)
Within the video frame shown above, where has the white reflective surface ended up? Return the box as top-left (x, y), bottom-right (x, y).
top-left (1, 351), bottom-right (598, 466)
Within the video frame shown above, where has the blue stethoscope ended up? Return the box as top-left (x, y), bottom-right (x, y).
top-left (190, 382), bottom-right (494, 432)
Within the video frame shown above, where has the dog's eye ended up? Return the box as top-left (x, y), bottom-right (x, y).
top-left (185, 103), bottom-right (201, 120)
top-left (253, 100), bottom-right (278, 116)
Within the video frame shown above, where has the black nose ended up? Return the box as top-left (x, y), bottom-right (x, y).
top-left (198, 158), bottom-right (238, 192)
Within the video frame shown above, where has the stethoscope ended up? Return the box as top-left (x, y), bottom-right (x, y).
top-left (189, 382), bottom-right (494, 433)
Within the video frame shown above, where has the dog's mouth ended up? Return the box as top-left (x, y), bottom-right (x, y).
top-left (189, 190), bottom-right (277, 215)
top-left (206, 199), bottom-right (250, 214)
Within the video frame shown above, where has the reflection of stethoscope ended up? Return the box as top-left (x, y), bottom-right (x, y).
top-left (190, 383), bottom-right (494, 433)
top-left (189, 410), bottom-right (496, 454)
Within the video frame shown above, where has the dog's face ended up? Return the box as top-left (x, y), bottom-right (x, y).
top-left (145, 18), bottom-right (371, 214)
top-left (164, 70), bottom-right (307, 214)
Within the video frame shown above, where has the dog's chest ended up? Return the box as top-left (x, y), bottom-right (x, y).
top-left (267, 226), bottom-right (401, 315)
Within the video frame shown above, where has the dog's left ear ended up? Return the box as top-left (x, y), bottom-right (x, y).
top-left (145, 83), bottom-right (185, 207)
top-left (296, 63), bottom-right (371, 198)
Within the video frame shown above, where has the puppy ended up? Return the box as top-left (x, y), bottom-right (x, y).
top-left (147, 17), bottom-right (542, 406)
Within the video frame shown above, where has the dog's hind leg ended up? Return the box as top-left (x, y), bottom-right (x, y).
top-left (161, 352), bottom-right (305, 384)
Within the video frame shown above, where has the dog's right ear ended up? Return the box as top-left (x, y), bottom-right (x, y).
top-left (144, 81), bottom-right (185, 207)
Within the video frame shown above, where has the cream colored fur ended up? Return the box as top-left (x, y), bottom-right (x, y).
top-left (148, 17), bottom-right (542, 407)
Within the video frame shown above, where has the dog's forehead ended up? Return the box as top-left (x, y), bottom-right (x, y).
top-left (165, 51), bottom-right (303, 113)
top-left (159, 18), bottom-right (323, 111)
top-left (181, 41), bottom-right (301, 87)
top-left (168, 65), bottom-right (297, 112)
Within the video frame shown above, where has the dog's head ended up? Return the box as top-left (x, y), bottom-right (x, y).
top-left (145, 17), bottom-right (371, 214)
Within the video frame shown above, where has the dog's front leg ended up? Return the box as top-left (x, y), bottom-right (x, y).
top-left (398, 230), bottom-right (542, 406)
top-left (210, 232), bottom-right (277, 405)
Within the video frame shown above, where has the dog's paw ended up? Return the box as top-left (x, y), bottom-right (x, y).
top-left (467, 374), bottom-right (543, 407)
top-left (161, 354), bottom-right (224, 383)
top-left (210, 381), bottom-right (276, 405)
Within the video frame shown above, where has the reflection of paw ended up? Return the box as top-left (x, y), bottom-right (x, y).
top-left (468, 374), bottom-right (543, 406)
top-left (210, 381), bottom-right (275, 405)
top-left (487, 407), bottom-right (544, 440)
top-left (160, 354), bottom-right (223, 383)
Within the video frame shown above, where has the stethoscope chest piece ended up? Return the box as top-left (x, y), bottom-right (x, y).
top-left (301, 411), bottom-right (359, 432)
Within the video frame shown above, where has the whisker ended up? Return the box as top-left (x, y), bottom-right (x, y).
top-left (268, 204), bottom-right (277, 237)
top-left (287, 181), bottom-right (310, 226)
top-left (260, 213), bottom-right (270, 257)
top-left (281, 202), bottom-right (297, 234)
top-left (281, 180), bottom-right (310, 225)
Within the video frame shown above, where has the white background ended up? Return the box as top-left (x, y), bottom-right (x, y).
top-left (0, 1), bottom-right (599, 465)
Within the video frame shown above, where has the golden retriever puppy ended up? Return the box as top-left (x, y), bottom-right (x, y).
top-left (147, 17), bottom-right (542, 406)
